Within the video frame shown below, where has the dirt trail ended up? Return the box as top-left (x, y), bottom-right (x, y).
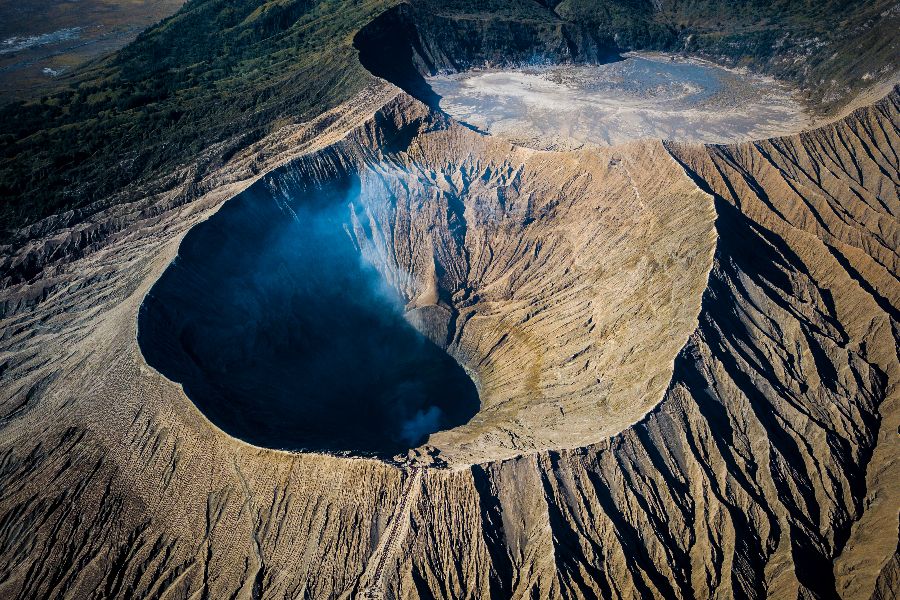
top-left (356, 467), bottom-right (424, 598)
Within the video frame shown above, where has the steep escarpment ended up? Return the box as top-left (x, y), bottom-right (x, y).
top-left (353, 2), bottom-right (620, 107)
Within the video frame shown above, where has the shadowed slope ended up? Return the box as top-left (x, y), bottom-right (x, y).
top-left (138, 176), bottom-right (480, 457)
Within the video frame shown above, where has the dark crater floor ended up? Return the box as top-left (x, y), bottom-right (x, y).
top-left (138, 176), bottom-right (479, 458)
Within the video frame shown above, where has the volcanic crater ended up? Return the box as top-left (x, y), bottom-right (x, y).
top-left (140, 3), bottom-right (856, 467)
top-left (138, 24), bottom-right (788, 465)
top-left (2, 1), bottom-right (898, 598)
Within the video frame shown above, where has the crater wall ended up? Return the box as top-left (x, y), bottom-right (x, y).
top-left (144, 94), bottom-right (716, 464)
top-left (353, 3), bottom-right (621, 108)
top-left (0, 58), bottom-right (896, 600)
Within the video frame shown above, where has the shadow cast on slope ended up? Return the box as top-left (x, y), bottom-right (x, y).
top-left (138, 173), bottom-right (480, 458)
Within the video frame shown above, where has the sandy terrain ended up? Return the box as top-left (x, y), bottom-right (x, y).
top-left (428, 53), bottom-right (818, 149)
top-left (0, 3), bottom-right (897, 589)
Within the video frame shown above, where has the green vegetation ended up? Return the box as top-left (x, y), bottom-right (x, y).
top-left (556, 0), bottom-right (899, 93)
top-left (1, 0), bottom-right (895, 243)
top-left (0, 0), bottom-right (185, 103)
top-left (0, 0), bottom-right (397, 241)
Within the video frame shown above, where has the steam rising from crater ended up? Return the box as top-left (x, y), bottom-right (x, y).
top-left (138, 173), bottom-right (480, 458)
top-left (138, 98), bottom-right (721, 465)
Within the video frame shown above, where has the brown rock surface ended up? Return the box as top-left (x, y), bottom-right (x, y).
top-left (0, 84), bottom-right (897, 599)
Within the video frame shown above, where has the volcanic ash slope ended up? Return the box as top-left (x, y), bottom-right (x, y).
top-left (0, 89), bottom-right (897, 599)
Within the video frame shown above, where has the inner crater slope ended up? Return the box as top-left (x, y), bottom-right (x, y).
top-left (139, 96), bottom-right (717, 465)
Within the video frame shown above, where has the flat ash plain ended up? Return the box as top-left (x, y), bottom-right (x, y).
top-left (428, 52), bottom-right (818, 149)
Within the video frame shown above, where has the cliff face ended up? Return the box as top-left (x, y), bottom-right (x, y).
top-left (353, 0), bottom-right (900, 118)
top-left (353, 2), bottom-right (621, 91)
top-left (0, 83), bottom-right (896, 599)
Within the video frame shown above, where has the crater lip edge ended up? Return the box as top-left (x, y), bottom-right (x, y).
top-left (137, 52), bottom-right (741, 468)
top-left (135, 174), bottom-right (482, 466)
